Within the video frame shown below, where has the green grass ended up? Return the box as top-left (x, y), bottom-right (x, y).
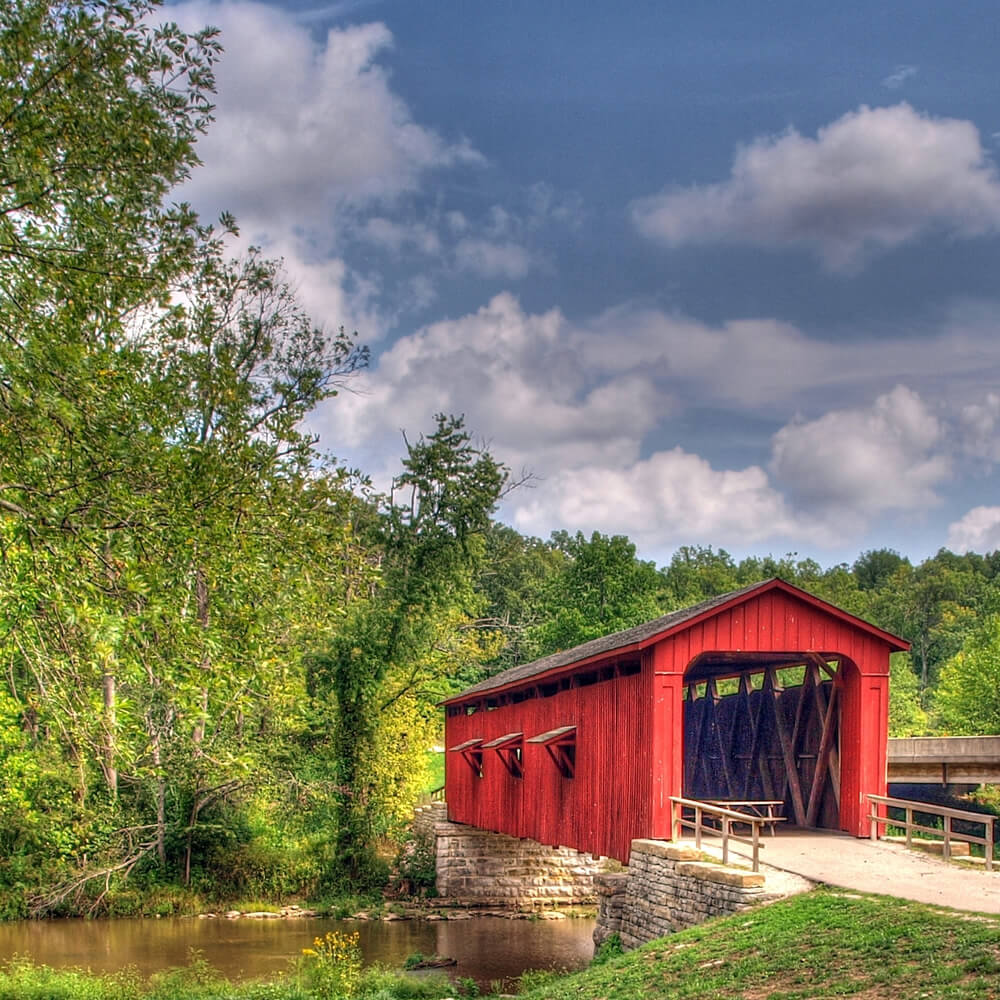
top-left (424, 749), bottom-right (445, 794)
top-left (0, 957), bottom-right (453, 1000)
top-left (518, 888), bottom-right (1000, 1000)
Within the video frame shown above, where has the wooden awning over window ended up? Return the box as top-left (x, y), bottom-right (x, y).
top-left (483, 731), bottom-right (524, 778)
top-left (481, 731), bottom-right (523, 749)
top-left (448, 737), bottom-right (484, 777)
top-left (448, 737), bottom-right (483, 752)
top-left (526, 725), bottom-right (576, 745)
top-left (527, 725), bottom-right (576, 778)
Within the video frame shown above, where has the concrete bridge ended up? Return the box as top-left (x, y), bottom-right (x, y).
top-left (888, 736), bottom-right (1000, 786)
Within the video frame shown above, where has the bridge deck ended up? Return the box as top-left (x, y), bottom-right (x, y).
top-left (686, 827), bottom-right (1000, 914)
top-left (888, 735), bottom-right (1000, 784)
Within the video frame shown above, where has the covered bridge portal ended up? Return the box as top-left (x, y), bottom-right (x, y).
top-left (443, 578), bottom-right (909, 864)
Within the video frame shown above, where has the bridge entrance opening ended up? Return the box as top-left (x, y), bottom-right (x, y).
top-left (682, 652), bottom-right (843, 831)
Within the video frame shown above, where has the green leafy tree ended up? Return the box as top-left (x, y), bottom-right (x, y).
top-left (530, 531), bottom-right (661, 655)
top-left (852, 549), bottom-right (911, 591)
top-left (475, 524), bottom-right (567, 672)
top-left (868, 552), bottom-right (986, 694)
top-left (1, 0), bottom-right (220, 318)
top-left (307, 415), bottom-right (508, 887)
top-left (659, 545), bottom-right (741, 609)
top-left (888, 654), bottom-right (928, 737)
top-left (0, 0), bottom-right (375, 912)
top-left (934, 602), bottom-right (1000, 735)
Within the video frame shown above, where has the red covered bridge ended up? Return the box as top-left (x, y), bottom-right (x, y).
top-left (443, 578), bottom-right (910, 863)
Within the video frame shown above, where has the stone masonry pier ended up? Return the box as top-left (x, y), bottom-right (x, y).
top-left (413, 805), bottom-right (793, 942)
top-left (412, 802), bottom-right (603, 909)
top-left (595, 839), bottom-right (786, 949)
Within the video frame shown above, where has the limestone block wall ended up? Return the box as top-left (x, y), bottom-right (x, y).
top-left (595, 839), bottom-right (783, 949)
top-left (412, 802), bottom-right (603, 909)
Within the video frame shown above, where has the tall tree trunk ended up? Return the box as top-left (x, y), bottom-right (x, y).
top-left (102, 670), bottom-right (117, 798)
top-left (184, 798), bottom-right (200, 888)
top-left (185, 568), bottom-right (212, 884)
top-left (193, 567), bottom-right (210, 756)
top-left (151, 731), bottom-right (166, 866)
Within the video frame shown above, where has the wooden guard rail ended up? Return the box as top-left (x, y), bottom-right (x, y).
top-left (670, 796), bottom-right (772, 872)
top-left (867, 793), bottom-right (995, 872)
top-left (417, 785), bottom-right (446, 806)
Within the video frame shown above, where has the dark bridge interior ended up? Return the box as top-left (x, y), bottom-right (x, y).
top-left (683, 653), bottom-right (842, 830)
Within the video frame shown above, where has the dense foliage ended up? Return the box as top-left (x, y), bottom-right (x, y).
top-left (1, 0), bottom-right (999, 922)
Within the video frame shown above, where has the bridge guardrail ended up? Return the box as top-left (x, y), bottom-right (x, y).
top-left (867, 793), bottom-right (994, 871)
top-left (670, 796), bottom-right (778, 872)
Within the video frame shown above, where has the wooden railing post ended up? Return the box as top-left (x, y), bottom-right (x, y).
top-left (988, 817), bottom-right (994, 873)
top-left (943, 815), bottom-right (952, 862)
top-left (669, 796), bottom-right (771, 872)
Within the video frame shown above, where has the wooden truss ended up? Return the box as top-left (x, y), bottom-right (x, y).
top-left (683, 655), bottom-right (842, 828)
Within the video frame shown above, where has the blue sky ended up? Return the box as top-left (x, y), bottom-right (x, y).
top-left (170, 0), bottom-right (1000, 566)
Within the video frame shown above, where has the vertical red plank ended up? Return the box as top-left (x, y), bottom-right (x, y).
top-left (744, 598), bottom-right (758, 649)
top-left (649, 638), bottom-right (685, 840)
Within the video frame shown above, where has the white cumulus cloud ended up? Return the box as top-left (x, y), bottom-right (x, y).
top-left (310, 283), bottom-right (997, 554)
top-left (947, 507), bottom-right (1000, 553)
top-left (770, 386), bottom-right (950, 518)
top-left (631, 104), bottom-right (1000, 270)
top-left (314, 292), bottom-right (664, 475)
top-left (172, 2), bottom-right (480, 230)
top-left (959, 392), bottom-right (1000, 463)
top-left (511, 449), bottom-right (815, 550)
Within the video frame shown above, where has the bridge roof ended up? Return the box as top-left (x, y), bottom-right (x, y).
top-left (445, 577), bottom-right (910, 705)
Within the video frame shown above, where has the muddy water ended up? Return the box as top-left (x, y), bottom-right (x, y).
top-left (0, 915), bottom-right (596, 986)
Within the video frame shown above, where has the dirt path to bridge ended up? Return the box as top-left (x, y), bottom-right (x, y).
top-left (688, 828), bottom-right (1000, 914)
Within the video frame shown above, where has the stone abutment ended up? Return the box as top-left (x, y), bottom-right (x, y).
top-left (412, 802), bottom-right (602, 909)
top-left (594, 839), bottom-right (784, 948)
top-left (413, 805), bottom-right (789, 948)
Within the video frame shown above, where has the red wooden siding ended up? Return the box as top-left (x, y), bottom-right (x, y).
top-left (444, 580), bottom-right (904, 861)
top-left (445, 666), bottom-right (650, 863)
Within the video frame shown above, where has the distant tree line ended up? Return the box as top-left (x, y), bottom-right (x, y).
top-left (475, 531), bottom-right (1000, 740)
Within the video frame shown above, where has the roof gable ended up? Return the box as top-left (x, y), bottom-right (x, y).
top-left (445, 577), bottom-right (909, 704)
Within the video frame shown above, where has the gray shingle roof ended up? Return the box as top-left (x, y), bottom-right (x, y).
top-left (447, 578), bottom-right (775, 704)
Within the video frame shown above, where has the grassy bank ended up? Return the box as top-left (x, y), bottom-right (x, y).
top-left (523, 889), bottom-right (1000, 1000)
top-left (0, 890), bottom-right (997, 999)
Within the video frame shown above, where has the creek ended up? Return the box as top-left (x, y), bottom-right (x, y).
top-left (0, 915), bottom-right (597, 987)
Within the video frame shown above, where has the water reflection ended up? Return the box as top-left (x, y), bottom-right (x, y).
top-left (0, 916), bottom-right (596, 985)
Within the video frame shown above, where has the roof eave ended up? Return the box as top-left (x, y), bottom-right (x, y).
top-left (444, 577), bottom-right (910, 706)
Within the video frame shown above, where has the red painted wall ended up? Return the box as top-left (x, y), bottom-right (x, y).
top-left (444, 667), bottom-right (651, 863)
top-left (444, 583), bottom-right (899, 859)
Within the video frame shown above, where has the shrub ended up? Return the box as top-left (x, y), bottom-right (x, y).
top-left (299, 930), bottom-right (362, 997)
top-left (393, 833), bottom-right (437, 897)
top-left (591, 933), bottom-right (624, 965)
